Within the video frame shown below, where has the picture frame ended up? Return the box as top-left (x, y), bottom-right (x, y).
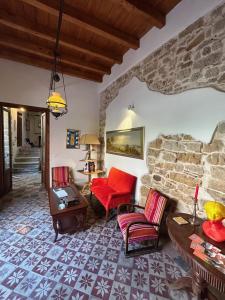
top-left (66, 129), bottom-right (80, 149)
top-left (106, 127), bottom-right (144, 159)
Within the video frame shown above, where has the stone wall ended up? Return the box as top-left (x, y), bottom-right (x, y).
top-left (140, 122), bottom-right (225, 214)
top-left (99, 3), bottom-right (225, 165)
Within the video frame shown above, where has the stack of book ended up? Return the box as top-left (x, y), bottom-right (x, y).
top-left (189, 234), bottom-right (225, 274)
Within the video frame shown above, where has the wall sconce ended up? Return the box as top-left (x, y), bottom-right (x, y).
top-left (128, 104), bottom-right (135, 110)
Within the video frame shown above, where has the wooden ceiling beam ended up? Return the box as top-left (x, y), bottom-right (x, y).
top-left (0, 48), bottom-right (103, 82)
top-left (0, 11), bottom-right (121, 64)
top-left (0, 34), bottom-right (110, 75)
top-left (20, 0), bottom-right (139, 49)
top-left (121, 0), bottom-right (165, 28)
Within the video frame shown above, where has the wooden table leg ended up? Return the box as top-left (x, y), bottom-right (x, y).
top-left (192, 270), bottom-right (205, 299)
top-left (168, 272), bottom-right (205, 300)
top-left (53, 219), bottom-right (59, 243)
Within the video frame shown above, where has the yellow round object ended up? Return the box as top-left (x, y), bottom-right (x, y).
top-left (204, 201), bottom-right (225, 221)
top-left (47, 92), bottom-right (66, 108)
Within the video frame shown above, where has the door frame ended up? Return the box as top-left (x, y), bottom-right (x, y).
top-left (0, 102), bottom-right (50, 191)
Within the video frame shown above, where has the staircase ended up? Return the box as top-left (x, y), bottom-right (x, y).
top-left (13, 147), bottom-right (41, 173)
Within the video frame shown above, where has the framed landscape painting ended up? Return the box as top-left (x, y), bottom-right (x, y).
top-left (106, 127), bottom-right (144, 159)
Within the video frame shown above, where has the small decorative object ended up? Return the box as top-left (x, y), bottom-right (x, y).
top-left (106, 127), bottom-right (144, 159)
top-left (189, 180), bottom-right (200, 225)
top-left (66, 129), bottom-right (80, 149)
top-left (173, 216), bottom-right (189, 225)
top-left (88, 161), bottom-right (95, 172)
top-left (202, 201), bottom-right (225, 242)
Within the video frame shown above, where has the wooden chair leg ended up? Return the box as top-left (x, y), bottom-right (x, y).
top-left (125, 240), bottom-right (129, 256)
top-left (105, 209), bottom-right (109, 221)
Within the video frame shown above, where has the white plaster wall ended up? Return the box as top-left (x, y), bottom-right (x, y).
top-left (98, 0), bottom-right (225, 92)
top-left (105, 77), bottom-right (225, 201)
top-left (0, 59), bottom-right (99, 183)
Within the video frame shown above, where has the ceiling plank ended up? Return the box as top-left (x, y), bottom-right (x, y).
top-left (20, 0), bottom-right (139, 49)
top-left (0, 11), bottom-right (122, 64)
top-left (0, 48), bottom-right (103, 82)
top-left (124, 0), bottom-right (165, 28)
top-left (0, 34), bottom-right (110, 74)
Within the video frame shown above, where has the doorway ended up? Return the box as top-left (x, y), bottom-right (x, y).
top-left (0, 102), bottom-right (50, 197)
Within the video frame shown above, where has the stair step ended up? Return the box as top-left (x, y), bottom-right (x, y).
top-left (14, 161), bottom-right (39, 165)
top-left (15, 158), bottom-right (40, 162)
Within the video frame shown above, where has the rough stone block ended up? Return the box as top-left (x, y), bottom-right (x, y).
top-left (184, 141), bottom-right (202, 152)
top-left (211, 166), bottom-right (225, 179)
top-left (163, 140), bottom-right (185, 152)
top-left (202, 139), bottom-right (224, 153)
top-left (208, 178), bottom-right (225, 193)
top-left (193, 52), bottom-right (222, 69)
top-left (149, 138), bottom-right (162, 149)
top-left (177, 152), bottom-right (202, 164)
top-left (140, 185), bottom-right (150, 198)
top-left (184, 164), bottom-right (204, 176)
top-left (170, 172), bottom-right (197, 187)
top-left (141, 174), bottom-right (151, 185)
top-left (179, 18), bottom-right (204, 39)
top-left (148, 148), bottom-right (160, 158)
top-left (206, 188), bottom-right (225, 202)
top-left (153, 174), bottom-right (161, 182)
top-left (162, 152), bottom-right (177, 162)
top-left (202, 46), bottom-right (211, 56)
top-left (214, 18), bottom-right (225, 33)
top-left (186, 32), bottom-right (205, 51)
top-left (207, 153), bottom-right (225, 165)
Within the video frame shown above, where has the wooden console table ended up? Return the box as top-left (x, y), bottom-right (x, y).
top-left (167, 213), bottom-right (225, 299)
top-left (49, 184), bottom-right (88, 242)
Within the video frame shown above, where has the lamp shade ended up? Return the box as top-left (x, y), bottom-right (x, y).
top-left (47, 92), bottom-right (67, 119)
top-left (80, 134), bottom-right (100, 145)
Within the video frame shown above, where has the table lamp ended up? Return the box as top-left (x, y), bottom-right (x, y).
top-left (79, 134), bottom-right (100, 160)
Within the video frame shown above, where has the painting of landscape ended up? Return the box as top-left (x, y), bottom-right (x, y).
top-left (106, 127), bottom-right (144, 159)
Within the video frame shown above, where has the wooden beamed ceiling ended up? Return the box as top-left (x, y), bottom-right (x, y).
top-left (0, 0), bottom-right (182, 82)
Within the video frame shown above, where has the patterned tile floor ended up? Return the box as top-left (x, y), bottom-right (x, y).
top-left (0, 173), bottom-right (196, 300)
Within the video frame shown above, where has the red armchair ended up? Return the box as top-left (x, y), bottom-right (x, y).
top-left (90, 167), bottom-right (137, 220)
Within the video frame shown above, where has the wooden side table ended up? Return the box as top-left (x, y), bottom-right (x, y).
top-left (77, 169), bottom-right (104, 194)
top-left (167, 213), bottom-right (225, 299)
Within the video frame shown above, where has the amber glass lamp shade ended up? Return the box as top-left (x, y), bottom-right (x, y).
top-left (47, 92), bottom-right (67, 119)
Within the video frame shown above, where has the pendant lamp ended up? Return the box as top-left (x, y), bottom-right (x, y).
top-left (46, 0), bottom-right (68, 119)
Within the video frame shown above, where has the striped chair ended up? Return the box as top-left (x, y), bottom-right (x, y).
top-left (117, 188), bottom-right (167, 256)
top-left (52, 166), bottom-right (71, 188)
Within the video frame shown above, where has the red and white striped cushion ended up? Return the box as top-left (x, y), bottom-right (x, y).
top-left (144, 189), bottom-right (167, 224)
top-left (117, 212), bottom-right (158, 243)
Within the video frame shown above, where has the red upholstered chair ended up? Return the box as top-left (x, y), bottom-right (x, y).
top-left (117, 188), bottom-right (167, 256)
top-left (52, 166), bottom-right (71, 188)
top-left (90, 167), bottom-right (137, 220)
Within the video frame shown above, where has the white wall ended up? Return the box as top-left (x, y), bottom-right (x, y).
top-left (98, 0), bottom-right (225, 92)
top-left (105, 78), bottom-right (225, 201)
top-left (0, 59), bottom-right (99, 183)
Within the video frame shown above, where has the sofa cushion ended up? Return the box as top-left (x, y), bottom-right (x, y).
top-left (118, 212), bottom-right (158, 243)
top-left (91, 185), bottom-right (116, 207)
top-left (107, 167), bottom-right (136, 193)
